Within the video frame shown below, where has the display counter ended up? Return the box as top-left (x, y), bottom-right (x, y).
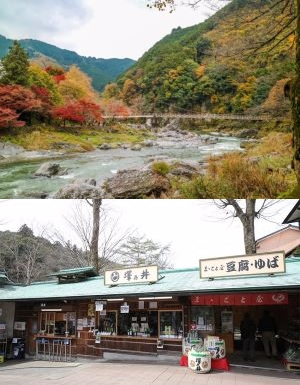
top-left (98, 335), bottom-right (182, 354)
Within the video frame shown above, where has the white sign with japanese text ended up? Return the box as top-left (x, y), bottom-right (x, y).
top-left (200, 251), bottom-right (285, 279)
top-left (120, 305), bottom-right (129, 313)
top-left (104, 265), bottom-right (158, 286)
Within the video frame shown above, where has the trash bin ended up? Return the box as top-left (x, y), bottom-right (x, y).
top-left (12, 338), bottom-right (25, 359)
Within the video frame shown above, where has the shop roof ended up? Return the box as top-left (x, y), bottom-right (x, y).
top-left (0, 270), bottom-right (13, 285)
top-left (48, 266), bottom-right (98, 283)
top-left (49, 266), bottom-right (97, 277)
top-left (256, 225), bottom-right (300, 243)
top-left (283, 200), bottom-right (300, 224)
top-left (0, 257), bottom-right (299, 302)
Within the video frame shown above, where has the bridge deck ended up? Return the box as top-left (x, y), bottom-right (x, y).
top-left (103, 113), bottom-right (285, 121)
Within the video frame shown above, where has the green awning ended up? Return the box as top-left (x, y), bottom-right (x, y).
top-left (0, 257), bottom-right (299, 301)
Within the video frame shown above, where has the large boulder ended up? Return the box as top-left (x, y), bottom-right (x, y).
top-left (142, 139), bottom-right (155, 147)
top-left (98, 143), bottom-right (114, 150)
top-left (168, 161), bottom-right (202, 178)
top-left (130, 144), bottom-right (142, 151)
top-left (34, 162), bottom-right (68, 178)
top-left (102, 169), bottom-right (171, 198)
top-left (237, 128), bottom-right (259, 138)
top-left (53, 179), bottom-right (103, 199)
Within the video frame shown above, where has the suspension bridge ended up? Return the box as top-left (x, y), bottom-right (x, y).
top-left (103, 113), bottom-right (285, 122)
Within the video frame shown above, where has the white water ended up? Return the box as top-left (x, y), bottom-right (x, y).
top-left (0, 135), bottom-right (241, 198)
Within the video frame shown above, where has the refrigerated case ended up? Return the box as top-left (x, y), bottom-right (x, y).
top-left (159, 310), bottom-right (183, 338)
top-left (221, 311), bottom-right (233, 333)
top-left (191, 306), bottom-right (215, 334)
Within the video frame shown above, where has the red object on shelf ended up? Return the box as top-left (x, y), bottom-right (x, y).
top-left (211, 358), bottom-right (230, 371)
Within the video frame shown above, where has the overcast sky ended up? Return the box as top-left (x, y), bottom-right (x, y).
top-left (0, 0), bottom-right (224, 60)
top-left (0, 199), bottom-right (297, 269)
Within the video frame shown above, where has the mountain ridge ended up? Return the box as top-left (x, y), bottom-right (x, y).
top-left (0, 35), bottom-right (135, 91)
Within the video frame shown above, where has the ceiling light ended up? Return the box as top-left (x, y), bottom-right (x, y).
top-left (138, 296), bottom-right (173, 300)
top-left (106, 298), bottom-right (124, 302)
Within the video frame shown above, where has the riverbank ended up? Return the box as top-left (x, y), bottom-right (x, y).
top-left (0, 122), bottom-right (241, 198)
top-left (0, 122), bottom-right (154, 154)
top-left (92, 131), bottom-right (296, 199)
top-left (173, 132), bottom-right (297, 198)
top-left (0, 121), bottom-right (297, 198)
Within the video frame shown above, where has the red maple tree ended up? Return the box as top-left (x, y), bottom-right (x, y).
top-left (52, 99), bottom-right (103, 127)
top-left (45, 66), bottom-right (66, 84)
top-left (0, 107), bottom-right (24, 128)
top-left (0, 85), bottom-right (41, 128)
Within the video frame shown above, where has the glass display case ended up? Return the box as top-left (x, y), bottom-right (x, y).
top-left (221, 311), bottom-right (233, 333)
top-left (118, 312), bottom-right (154, 336)
top-left (191, 306), bottom-right (215, 333)
top-left (159, 310), bottom-right (183, 338)
top-left (98, 311), bottom-right (117, 335)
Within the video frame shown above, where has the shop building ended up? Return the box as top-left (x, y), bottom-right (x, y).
top-left (256, 225), bottom-right (300, 256)
top-left (0, 252), bottom-right (299, 362)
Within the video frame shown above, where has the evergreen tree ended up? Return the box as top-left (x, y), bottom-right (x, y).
top-left (0, 41), bottom-right (30, 86)
top-left (116, 235), bottom-right (173, 269)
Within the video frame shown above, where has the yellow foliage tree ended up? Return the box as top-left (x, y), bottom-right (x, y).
top-left (121, 79), bottom-right (138, 105)
top-left (102, 82), bottom-right (120, 100)
top-left (195, 64), bottom-right (206, 78)
top-left (28, 64), bottom-right (62, 105)
top-left (261, 78), bottom-right (291, 116)
top-left (58, 65), bottom-right (98, 103)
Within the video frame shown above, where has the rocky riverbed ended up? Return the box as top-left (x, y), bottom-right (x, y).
top-left (0, 123), bottom-right (242, 198)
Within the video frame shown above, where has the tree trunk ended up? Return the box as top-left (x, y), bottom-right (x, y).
top-left (243, 200), bottom-right (256, 254)
top-left (293, 0), bottom-right (300, 190)
top-left (90, 199), bottom-right (102, 273)
top-left (226, 199), bottom-right (256, 254)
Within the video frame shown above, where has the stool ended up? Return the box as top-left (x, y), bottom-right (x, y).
top-left (52, 339), bottom-right (63, 361)
top-left (36, 338), bottom-right (50, 361)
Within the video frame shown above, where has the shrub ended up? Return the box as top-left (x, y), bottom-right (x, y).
top-left (151, 161), bottom-right (170, 176)
top-left (178, 150), bottom-right (295, 198)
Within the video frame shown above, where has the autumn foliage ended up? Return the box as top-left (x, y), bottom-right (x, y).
top-left (0, 85), bottom-right (41, 128)
top-left (52, 99), bottom-right (103, 126)
top-left (0, 42), bottom-right (134, 130)
top-left (0, 107), bottom-right (24, 128)
top-left (45, 66), bottom-right (66, 83)
top-left (104, 99), bottom-right (131, 117)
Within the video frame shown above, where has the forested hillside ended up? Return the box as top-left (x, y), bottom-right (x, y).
top-left (115, 0), bottom-right (295, 114)
top-left (0, 225), bottom-right (85, 284)
top-left (0, 35), bottom-right (135, 91)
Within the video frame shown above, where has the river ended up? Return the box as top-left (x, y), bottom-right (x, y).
top-left (0, 134), bottom-right (241, 198)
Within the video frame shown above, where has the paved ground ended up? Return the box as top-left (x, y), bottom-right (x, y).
top-left (0, 358), bottom-right (299, 385)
